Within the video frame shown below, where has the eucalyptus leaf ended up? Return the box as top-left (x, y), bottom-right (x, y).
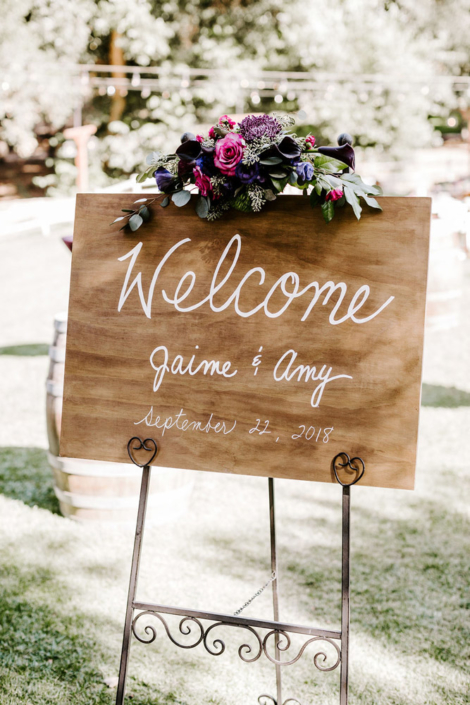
top-left (172, 189), bottom-right (191, 207)
top-left (134, 198), bottom-right (148, 204)
top-left (268, 171), bottom-right (288, 179)
top-left (315, 182), bottom-right (322, 196)
top-left (121, 209), bottom-right (134, 213)
top-left (321, 201), bottom-right (335, 223)
top-left (160, 196), bottom-right (170, 207)
top-left (110, 216), bottom-right (126, 224)
top-left (129, 213), bottom-right (144, 231)
top-left (344, 185), bottom-right (362, 220)
top-left (259, 156), bottom-right (283, 165)
top-left (136, 172), bottom-right (149, 184)
top-left (288, 171), bottom-right (298, 185)
top-left (264, 189), bottom-right (277, 202)
top-left (196, 196), bottom-right (209, 218)
top-left (139, 206), bottom-right (151, 221)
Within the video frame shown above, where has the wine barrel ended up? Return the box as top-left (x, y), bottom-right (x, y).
top-left (426, 214), bottom-right (465, 331)
top-left (46, 313), bottom-right (195, 522)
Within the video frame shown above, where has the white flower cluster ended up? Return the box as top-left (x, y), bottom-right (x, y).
top-left (248, 184), bottom-right (266, 212)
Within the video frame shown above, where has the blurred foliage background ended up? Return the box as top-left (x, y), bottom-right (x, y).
top-left (1, 0), bottom-right (470, 195)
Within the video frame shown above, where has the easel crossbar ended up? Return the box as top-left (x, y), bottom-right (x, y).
top-left (132, 601), bottom-right (341, 641)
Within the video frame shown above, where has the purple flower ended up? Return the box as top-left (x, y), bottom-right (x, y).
top-left (238, 114), bottom-right (282, 141)
top-left (235, 162), bottom-right (260, 184)
top-left (154, 167), bottom-right (175, 193)
top-left (276, 136), bottom-right (301, 160)
top-left (317, 144), bottom-right (355, 171)
top-left (295, 161), bottom-right (314, 183)
top-left (176, 139), bottom-right (202, 162)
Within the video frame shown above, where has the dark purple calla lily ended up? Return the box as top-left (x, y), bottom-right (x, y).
top-left (176, 139), bottom-right (202, 162)
top-left (276, 135), bottom-right (302, 161)
top-left (317, 144), bottom-right (355, 171)
top-left (177, 159), bottom-right (194, 179)
top-left (154, 167), bottom-right (175, 193)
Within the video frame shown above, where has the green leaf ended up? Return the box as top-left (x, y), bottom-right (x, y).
top-left (361, 194), bottom-right (382, 210)
top-left (129, 213), bottom-right (144, 231)
top-left (310, 190), bottom-right (320, 208)
top-left (160, 196), bottom-right (170, 207)
top-left (321, 201), bottom-right (335, 223)
top-left (316, 175), bottom-right (331, 191)
top-left (172, 190), bottom-right (191, 207)
top-left (196, 196), bottom-right (209, 218)
top-left (314, 182), bottom-right (322, 196)
top-left (270, 177), bottom-right (288, 193)
top-left (341, 174), bottom-right (381, 195)
top-left (288, 171), bottom-right (298, 185)
top-left (139, 206), bottom-right (151, 221)
top-left (324, 174), bottom-right (343, 189)
top-left (121, 209), bottom-right (134, 213)
top-left (268, 171), bottom-right (288, 179)
top-left (259, 156), bottom-right (283, 165)
top-left (314, 155), bottom-right (348, 172)
top-left (344, 185), bottom-right (362, 220)
top-left (136, 172), bottom-right (150, 184)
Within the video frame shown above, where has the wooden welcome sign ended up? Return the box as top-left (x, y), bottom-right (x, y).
top-left (61, 194), bottom-right (431, 490)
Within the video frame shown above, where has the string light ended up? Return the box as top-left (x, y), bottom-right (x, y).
top-left (131, 73), bottom-right (141, 87)
top-left (274, 94), bottom-right (283, 103)
top-left (251, 92), bottom-right (260, 104)
top-left (107, 86), bottom-right (116, 96)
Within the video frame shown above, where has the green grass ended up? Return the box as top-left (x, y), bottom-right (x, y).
top-left (421, 384), bottom-right (470, 408)
top-left (0, 344), bottom-right (49, 357)
top-left (0, 440), bottom-right (469, 704)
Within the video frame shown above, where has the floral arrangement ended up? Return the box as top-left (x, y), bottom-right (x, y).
top-left (114, 113), bottom-right (381, 231)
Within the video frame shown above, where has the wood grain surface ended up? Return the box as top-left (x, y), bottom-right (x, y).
top-left (60, 194), bottom-right (431, 489)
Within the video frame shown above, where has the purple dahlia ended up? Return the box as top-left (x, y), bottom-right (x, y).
top-left (238, 114), bottom-right (283, 141)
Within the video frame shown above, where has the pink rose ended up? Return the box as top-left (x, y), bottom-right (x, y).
top-left (325, 188), bottom-right (343, 202)
top-left (218, 114), bottom-right (236, 129)
top-left (208, 126), bottom-right (216, 140)
top-left (196, 134), bottom-right (204, 143)
top-left (305, 134), bottom-right (316, 149)
top-left (214, 133), bottom-right (245, 176)
top-left (193, 166), bottom-right (213, 197)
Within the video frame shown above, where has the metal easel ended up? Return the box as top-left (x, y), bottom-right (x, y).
top-left (116, 437), bottom-right (364, 705)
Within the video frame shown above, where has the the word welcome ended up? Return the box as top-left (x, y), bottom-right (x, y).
top-left (117, 235), bottom-right (394, 325)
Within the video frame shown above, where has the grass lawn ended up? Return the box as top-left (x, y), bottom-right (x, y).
top-left (0, 419), bottom-right (469, 705)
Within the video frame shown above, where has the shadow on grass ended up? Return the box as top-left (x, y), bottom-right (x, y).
top-left (0, 343), bottom-right (49, 356)
top-left (0, 560), bottom-right (186, 705)
top-left (0, 447), bottom-right (60, 514)
top-left (422, 383), bottom-right (470, 407)
top-left (285, 488), bottom-right (470, 677)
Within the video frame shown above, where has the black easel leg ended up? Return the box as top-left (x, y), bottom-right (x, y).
top-left (116, 465), bottom-right (152, 705)
top-left (340, 485), bottom-right (350, 705)
top-left (268, 478), bottom-right (283, 705)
